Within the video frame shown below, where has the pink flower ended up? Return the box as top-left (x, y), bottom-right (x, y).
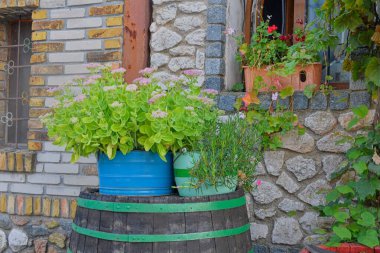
top-left (86, 63), bottom-right (102, 69)
top-left (74, 94), bottom-right (86, 102)
top-left (90, 74), bottom-right (102, 80)
top-left (183, 69), bottom-right (204, 76)
top-left (151, 110), bottom-right (168, 119)
top-left (133, 77), bottom-right (151, 85)
top-left (111, 68), bottom-right (126, 74)
top-left (256, 180), bottom-right (262, 187)
top-left (272, 92), bottom-right (278, 101)
top-left (224, 27), bottom-right (235, 35)
top-left (47, 87), bottom-right (63, 93)
top-left (125, 84), bottom-right (138, 92)
top-left (148, 93), bottom-right (166, 104)
top-left (139, 67), bottom-right (157, 75)
top-left (103, 86), bottom-right (117, 91)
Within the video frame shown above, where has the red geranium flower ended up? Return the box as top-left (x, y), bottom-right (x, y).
top-left (279, 35), bottom-right (287, 41)
top-left (267, 25), bottom-right (278, 33)
top-left (296, 18), bottom-right (304, 25)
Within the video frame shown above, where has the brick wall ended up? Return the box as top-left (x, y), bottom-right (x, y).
top-left (0, 0), bottom-right (124, 213)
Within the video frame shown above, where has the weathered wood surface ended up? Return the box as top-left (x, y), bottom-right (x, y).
top-left (69, 189), bottom-right (251, 253)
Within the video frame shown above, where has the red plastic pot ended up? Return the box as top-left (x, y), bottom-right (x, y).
top-left (302, 244), bottom-right (379, 253)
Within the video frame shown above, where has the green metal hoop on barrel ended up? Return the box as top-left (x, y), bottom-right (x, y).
top-left (76, 195), bottom-right (246, 213)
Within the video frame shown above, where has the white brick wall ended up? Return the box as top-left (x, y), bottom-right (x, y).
top-left (46, 186), bottom-right (81, 196)
top-left (10, 184), bottom-right (44, 195)
top-left (44, 164), bottom-right (79, 174)
top-left (0, 0), bottom-right (124, 198)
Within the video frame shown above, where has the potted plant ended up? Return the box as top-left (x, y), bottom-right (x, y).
top-left (174, 115), bottom-right (262, 197)
top-left (42, 66), bottom-right (218, 196)
top-left (232, 19), bottom-right (328, 92)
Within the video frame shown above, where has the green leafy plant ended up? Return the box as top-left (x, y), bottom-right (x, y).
top-left (189, 116), bottom-right (262, 192)
top-left (321, 121), bottom-right (380, 247)
top-left (42, 66), bottom-right (219, 162)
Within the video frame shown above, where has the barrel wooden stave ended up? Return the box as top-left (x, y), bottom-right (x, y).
top-left (69, 189), bottom-right (251, 253)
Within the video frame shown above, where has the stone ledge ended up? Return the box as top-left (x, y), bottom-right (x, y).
top-left (0, 149), bottom-right (36, 173)
top-left (218, 90), bottom-right (372, 112)
top-left (0, 193), bottom-right (77, 219)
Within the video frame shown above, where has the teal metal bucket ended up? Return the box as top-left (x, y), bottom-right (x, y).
top-left (174, 152), bottom-right (237, 197)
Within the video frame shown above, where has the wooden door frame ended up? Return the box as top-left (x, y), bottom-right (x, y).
top-left (123, 0), bottom-right (151, 83)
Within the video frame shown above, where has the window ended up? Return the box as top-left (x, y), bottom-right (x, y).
top-left (0, 17), bottom-right (32, 148)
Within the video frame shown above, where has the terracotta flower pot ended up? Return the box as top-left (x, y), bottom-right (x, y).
top-left (243, 63), bottom-right (322, 92)
top-left (301, 243), bottom-right (380, 253)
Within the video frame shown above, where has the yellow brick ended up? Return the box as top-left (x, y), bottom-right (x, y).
top-left (0, 0), bottom-right (6, 8)
top-left (7, 195), bottom-right (15, 214)
top-left (7, 152), bottom-right (14, 172)
top-left (29, 97), bottom-right (45, 107)
top-left (105, 39), bottom-right (121, 49)
top-left (43, 197), bottom-right (51, 217)
top-left (32, 20), bottom-right (64, 31)
top-left (52, 199), bottom-right (60, 217)
top-left (30, 53), bottom-right (46, 64)
top-left (88, 28), bottom-right (122, 39)
top-left (24, 153), bottom-right (35, 172)
top-left (0, 62), bottom-right (5, 71)
top-left (16, 152), bottom-right (23, 172)
top-left (70, 200), bottom-right (77, 219)
top-left (33, 197), bottom-right (41, 215)
top-left (0, 194), bottom-right (6, 213)
top-left (106, 16), bottom-right (122, 26)
top-left (25, 197), bottom-right (33, 215)
top-left (89, 4), bottom-right (123, 16)
top-left (9, 0), bottom-right (16, 7)
top-left (18, 0), bottom-right (26, 7)
top-left (32, 31), bottom-right (47, 41)
top-left (29, 76), bottom-right (44, 86)
top-left (32, 10), bottom-right (47, 20)
top-left (28, 141), bottom-right (42, 151)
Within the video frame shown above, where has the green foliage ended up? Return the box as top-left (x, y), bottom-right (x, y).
top-left (303, 84), bottom-right (317, 99)
top-left (321, 126), bottom-right (380, 247)
top-left (42, 66), bottom-right (219, 162)
top-left (189, 116), bottom-right (262, 192)
top-left (231, 82), bottom-right (245, 92)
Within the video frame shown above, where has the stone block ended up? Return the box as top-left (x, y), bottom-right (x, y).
top-left (206, 24), bottom-right (225, 41)
top-left (32, 20), bottom-right (64, 31)
top-left (37, 152), bottom-right (60, 163)
top-left (272, 217), bottom-right (303, 245)
top-left (48, 52), bottom-right (85, 63)
top-left (276, 172), bottom-right (300, 193)
top-left (316, 131), bottom-right (352, 153)
top-left (310, 92), bottom-right (327, 110)
top-left (205, 58), bottom-right (225, 75)
top-left (174, 16), bottom-right (203, 32)
top-left (0, 183), bottom-right (7, 192)
top-left (106, 16), bottom-right (123, 27)
top-left (280, 130), bottom-right (315, 153)
top-left (206, 42), bottom-right (224, 57)
top-left (67, 18), bottom-right (102, 29)
top-left (250, 223), bottom-right (268, 240)
top-left (46, 186), bottom-right (81, 196)
top-left (350, 91), bottom-right (371, 108)
top-left (298, 179), bottom-right (331, 206)
top-left (208, 5), bottom-right (226, 24)
top-left (47, 75), bottom-right (81, 86)
top-left (330, 90), bottom-right (349, 110)
top-left (44, 163), bottom-right (79, 174)
top-left (65, 40), bottom-right (102, 51)
top-left (178, 2), bottom-right (207, 13)
top-left (218, 94), bottom-right (235, 112)
top-left (88, 28), bottom-right (123, 38)
top-left (304, 111), bottom-right (337, 135)
top-left (27, 174), bottom-right (61, 184)
top-left (89, 4), bottom-right (124, 16)
top-left (168, 57), bottom-right (195, 72)
top-left (205, 76), bottom-right (224, 91)
top-left (50, 30), bottom-right (85, 40)
top-left (258, 93), bottom-right (271, 110)
top-left (264, 151), bottom-right (284, 176)
top-left (252, 181), bottom-right (282, 204)
top-left (50, 8), bottom-right (85, 18)
top-left (10, 183), bottom-right (43, 195)
top-left (208, 0), bottom-right (227, 5)
top-left (293, 91), bottom-right (308, 110)
top-left (63, 175), bottom-right (99, 186)
top-left (151, 27), bottom-right (182, 52)
top-left (285, 155), bottom-right (317, 181)
top-left (155, 3), bottom-right (177, 25)
top-left (67, 0), bottom-right (102, 5)
top-left (32, 10), bottom-right (47, 20)
top-left (185, 29), bottom-right (206, 45)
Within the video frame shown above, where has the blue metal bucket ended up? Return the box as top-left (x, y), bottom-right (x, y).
top-left (98, 151), bottom-right (174, 196)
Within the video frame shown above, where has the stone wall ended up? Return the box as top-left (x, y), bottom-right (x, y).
top-left (218, 90), bottom-right (372, 250)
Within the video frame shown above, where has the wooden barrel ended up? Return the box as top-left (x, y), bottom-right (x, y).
top-left (68, 189), bottom-right (252, 253)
